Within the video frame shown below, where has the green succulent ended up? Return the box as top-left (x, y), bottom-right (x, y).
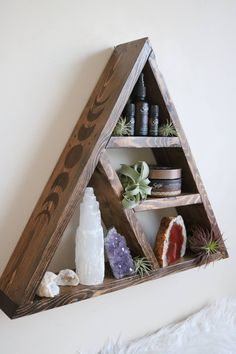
top-left (134, 257), bottom-right (152, 277)
top-left (159, 120), bottom-right (177, 137)
top-left (113, 117), bottom-right (132, 136)
top-left (119, 161), bottom-right (152, 209)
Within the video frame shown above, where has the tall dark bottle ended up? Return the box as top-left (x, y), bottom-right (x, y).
top-left (124, 103), bottom-right (135, 136)
top-left (148, 105), bottom-right (159, 136)
top-left (134, 73), bottom-right (149, 136)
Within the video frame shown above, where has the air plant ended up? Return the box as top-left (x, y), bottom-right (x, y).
top-left (159, 120), bottom-right (177, 137)
top-left (113, 117), bottom-right (132, 136)
top-left (188, 226), bottom-right (225, 266)
top-left (119, 161), bottom-right (152, 209)
top-left (133, 257), bottom-right (152, 277)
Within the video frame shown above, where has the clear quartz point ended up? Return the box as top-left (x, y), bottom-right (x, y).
top-left (75, 187), bottom-right (104, 285)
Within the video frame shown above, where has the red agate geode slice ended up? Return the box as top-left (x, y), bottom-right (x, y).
top-left (154, 215), bottom-right (187, 267)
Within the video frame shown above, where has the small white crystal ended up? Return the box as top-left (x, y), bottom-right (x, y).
top-left (56, 269), bottom-right (79, 286)
top-left (36, 271), bottom-right (60, 298)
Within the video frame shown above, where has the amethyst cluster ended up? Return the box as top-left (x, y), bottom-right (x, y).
top-left (105, 228), bottom-right (135, 279)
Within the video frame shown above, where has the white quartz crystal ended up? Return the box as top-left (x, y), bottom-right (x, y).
top-left (56, 269), bottom-right (79, 286)
top-left (75, 187), bottom-right (105, 285)
top-left (36, 271), bottom-right (60, 298)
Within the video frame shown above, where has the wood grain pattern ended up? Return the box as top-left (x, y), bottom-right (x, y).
top-left (0, 38), bottom-right (152, 306)
top-left (89, 151), bottom-right (159, 268)
top-left (143, 60), bottom-right (198, 193)
top-left (10, 253), bottom-right (222, 319)
top-left (146, 51), bottom-right (228, 258)
top-left (107, 136), bottom-right (181, 148)
top-left (134, 193), bottom-right (201, 211)
top-left (0, 290), bottom-right (18, 319)
top-left (0, 38), bottom-right (228, 319)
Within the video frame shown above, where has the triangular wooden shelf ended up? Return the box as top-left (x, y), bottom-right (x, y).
top-left (0, 38), bottom-right (228, 319)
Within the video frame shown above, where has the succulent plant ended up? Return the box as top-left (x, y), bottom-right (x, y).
top-left (113, 117), bottom-right (132, 136)
top-left (159, 120), bottom-right (177, 137)
top-left (119, 161), bottom-right (152, 209)
top-left (133, 257), bottom-right (152, 277)
top-left (188, 226), bottom-right (225, 266)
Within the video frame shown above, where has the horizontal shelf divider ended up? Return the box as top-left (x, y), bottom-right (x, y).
top-left (107, 136), bottom-right (181, 148)
top-left (134, 193), bottom-right (202, 211)
top-left (13, 256), bottom-right (198, 318)
top-left (9, 252), bottom-right (223, 319)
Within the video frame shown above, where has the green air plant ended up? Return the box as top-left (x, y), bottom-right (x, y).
top-left (119, 161), bottom-right (152, 209)
top-left (188, 226), bottom-right (225, 266)
top-left (113, 116), bottom-right (132, 136)
top-left (133, 257), bottom-right (152, 277)
top-left (159, 120), bottom-right (177, 137)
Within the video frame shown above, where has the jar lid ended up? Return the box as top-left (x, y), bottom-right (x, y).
top-left (149, 166), bottom-right (181, 179)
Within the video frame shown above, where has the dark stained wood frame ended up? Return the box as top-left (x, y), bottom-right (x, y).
top-left (5, 256), bottom-right (206, 318)
top-left (0, 38), bottom-right (228, 319)
top-left (107, 136), bottom-right (181, 148)
top-left (134, 193), bottom-right (202, 212)
top-left (89, 151), bottom-right (159, 268)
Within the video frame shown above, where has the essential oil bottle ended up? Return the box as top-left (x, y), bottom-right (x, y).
top-left (148, 104), bottom-right (159, 136)
top-left (134, 73), bottom-right (149, 136)
top-left (124, 103), bottom-right (135, 136)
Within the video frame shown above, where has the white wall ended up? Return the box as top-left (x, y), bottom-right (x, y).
top-left (0, 1), bottom-right (236, 353)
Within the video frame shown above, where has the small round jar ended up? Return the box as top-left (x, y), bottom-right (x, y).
top-left (149, 167), bottom-right (182, 197)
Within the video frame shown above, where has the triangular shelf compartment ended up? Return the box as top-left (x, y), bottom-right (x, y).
top-left (0, 38), bottom-right (228, 319)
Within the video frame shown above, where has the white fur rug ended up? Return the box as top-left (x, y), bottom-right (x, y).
top-left (99, 299), bottom-right (236, 354)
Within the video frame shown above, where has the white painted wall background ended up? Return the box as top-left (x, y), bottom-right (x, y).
top-left (0, 1), bottom-right (236, 353)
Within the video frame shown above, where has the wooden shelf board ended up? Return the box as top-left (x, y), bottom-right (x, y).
top-left (0, 38), bottom-right (228, 319)
top-left (134, 193), bottom-right (202, 212)
top-left (1, 252), bottom-right (224, 319)
top-left (12, 256), bottom-right (198, 318)
top-left (107, 136), bottom-right (181, 148)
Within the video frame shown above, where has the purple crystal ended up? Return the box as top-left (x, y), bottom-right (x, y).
top-left (105, 228), bottom-right (135, 279)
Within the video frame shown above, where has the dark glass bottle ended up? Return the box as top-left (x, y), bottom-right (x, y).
top-left (148, 105), bottom-right (159, 136)
top-left (124, 103), bottom-right (135, 136)
top-left (134, 73), bottom-right (149, 136)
